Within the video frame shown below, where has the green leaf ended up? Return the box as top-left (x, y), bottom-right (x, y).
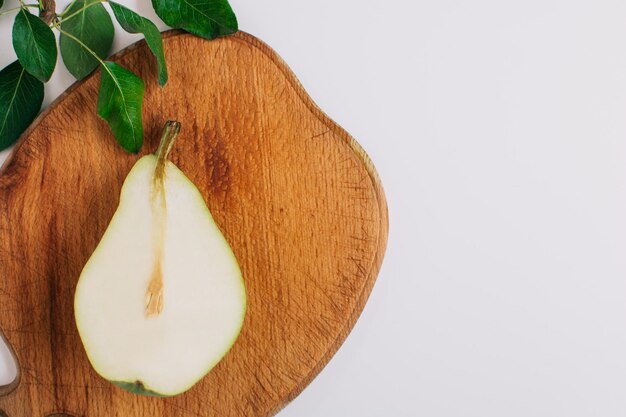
top-left (0, 61), bottom-right (44, 151)
top-left (97, 62), bottom-right (145, 153)
top-left (60, 0), bottom-right (114, 80)
top-left (109, 1), bottom-right (168, 86)
top-left (0, 0), bottom-right (4, 9)
top-left (151, 0), bottom-right (237, 40)
top-left (12, 8), bottom-right (57, 82)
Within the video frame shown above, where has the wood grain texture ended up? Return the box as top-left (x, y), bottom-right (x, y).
top-left (0, 31), bottom-right (388, 417)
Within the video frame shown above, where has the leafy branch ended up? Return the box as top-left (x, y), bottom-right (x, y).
top-left (0, 0), bottom-right (238, 152)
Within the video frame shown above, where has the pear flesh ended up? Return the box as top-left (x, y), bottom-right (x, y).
top-left (74, 122), bottom-right (246, 397)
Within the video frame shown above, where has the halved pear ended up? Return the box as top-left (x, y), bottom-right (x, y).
top-left (74, 122), bottom-right (246, 397)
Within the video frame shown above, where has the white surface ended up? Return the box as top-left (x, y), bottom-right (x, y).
top-left (2, 0), bottom-right (626, 416)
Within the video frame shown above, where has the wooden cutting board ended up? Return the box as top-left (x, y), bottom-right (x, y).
top-left (0, 31), bottom-right (388, 417)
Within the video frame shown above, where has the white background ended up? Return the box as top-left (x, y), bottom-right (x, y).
top-left (3, 0), bottom-right (626, 416)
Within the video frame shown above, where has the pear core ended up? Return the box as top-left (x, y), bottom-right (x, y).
top-left (74, 122), bottom-right (246, 396)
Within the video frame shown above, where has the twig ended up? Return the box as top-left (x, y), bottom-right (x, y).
top-left (39, 0), bottom-right (56, 24)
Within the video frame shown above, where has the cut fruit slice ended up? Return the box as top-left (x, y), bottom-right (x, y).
top-left (74, 122), bottom-right (246, 396)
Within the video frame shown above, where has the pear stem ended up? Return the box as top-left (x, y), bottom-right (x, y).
top-left (153, 120), bottom-right (181, 185)
top-left (145, 121), bottom-right (181, 318)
